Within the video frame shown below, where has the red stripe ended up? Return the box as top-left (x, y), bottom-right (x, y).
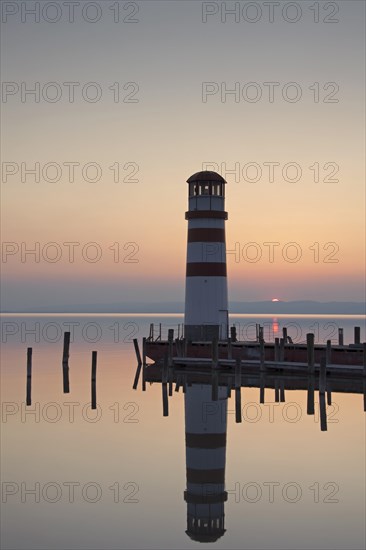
top-left (184, 490), bottom-right (228, 504)
top-left (188, 228), bottom-right (225, 243)
top-left (186, 432), bottom-right (226, 448)
top-left (187, 468), bottom-right (225, 483)
top-left (186, 263), bottom-right (227, 276)
top-left (185, 210), bottom-right (228, 220)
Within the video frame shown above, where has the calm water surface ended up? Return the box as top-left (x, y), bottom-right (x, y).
top-left (1, 314), bottom-right (365, 550)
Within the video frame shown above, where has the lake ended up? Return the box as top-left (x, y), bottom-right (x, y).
top-left (1, 314), bottom-right (365, 550)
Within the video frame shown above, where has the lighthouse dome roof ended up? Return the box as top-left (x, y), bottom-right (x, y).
top-left (187, 171), bottom-right (226, 184)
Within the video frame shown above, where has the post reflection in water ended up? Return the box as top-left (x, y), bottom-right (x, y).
top-left (184, 384), bottom-right (228, 543)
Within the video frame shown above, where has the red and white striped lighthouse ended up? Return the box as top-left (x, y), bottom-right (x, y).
top-left (184, 171), bottom-right (228, 341)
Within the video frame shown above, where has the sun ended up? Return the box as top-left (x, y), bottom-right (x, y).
top-left (272, 298), bottom-right (280, 302)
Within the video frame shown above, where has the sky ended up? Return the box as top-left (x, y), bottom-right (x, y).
top-left (1, 0), bottom-right (365, 310)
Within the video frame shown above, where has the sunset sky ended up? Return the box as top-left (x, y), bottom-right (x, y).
top-left (1, 1), bottom-right (365, 310)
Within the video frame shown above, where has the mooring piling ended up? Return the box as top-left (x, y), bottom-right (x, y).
top-left (62, 331), bottom-right (70, 393)
top-left (142, 337), bottom-right (147, 367)
top-left (91, 351), bottom-right (97, 410)
top-left (280, 380), bottom-right (285, 402)
top-left (168, 329), bottom-right (174, 367)
top-left (319, 357), bottom-right (327, 431)
top-left (235, 358), bottom-right (242, 423)
top-left (307, 377), bottom-right (315, 415)
top-left (259, 374), bottom-right (265, 404)
top-left (274, 338), bottom-right (280, 362)
top-left (227, 337), bottom-right (232, 360)
top-left (326, 339), bottom-right (332, 365)
top-left (259, 334), bottom-right (265, 372)
top-left (132, 338), bottom-right (143, 390)
top-left (307, 333), bottom-right (315, 374)
top-left (162, 353), bottom-right (169, 417)
top-left (274, 379), bottom-right (280, 403)
top-left (279, 338), bottom-right (285, 361)
top-left (327, 382), bottom-right (332, 406)
top-left (26, 347), bottom-right (32, 406)
top-left (338, 328), bottom-right (344, 346)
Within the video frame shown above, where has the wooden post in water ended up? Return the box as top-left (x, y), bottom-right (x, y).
top-left (26, 347), bottom-right (32, 406)
top-left (326, 339), bottom-right (332, 365)
top-left (307, 377), bottom-right (315, 415)
top-left (282, 327), bottom-right (287, 343)
top-left (91, 351), bottom-right (97, 410)
top-left (212, 338), bottom-right (219, 369)
top-left (168, 329), bottom-right (174, 367)
top-left (259, 373), bottom-right (265, 404)
top-left (274, 379), bottom-right (280, 402)
top-left (175, 338), bottom-right (181, 357)
top-left (142, 337), bottom-right (147, 367)
top-left (235, 358), bottom-right (241, 423)
top-left (230, 325), bottom-right (237, 343)
top-left (183, 338), bottom-right (187, 358)
top-left (132, 339), bottom-right (143, 390)
top-left (338, 328), bottom-right (344, 346)
top-left (168, 365), bottom-right (173, 396)
top-left (327, 381), bottom-right (332, 406)
top-left (259, 337), bottom-right (265, 372)
top-left (62, 331), bottom-right (70, 393)
top-left (354, 327), bottom-right (361, 345)
top-left (279, 338), bottom-right (285, 362)
top-left (363, 343), bottom-right (366, 411)
top-left (162, 353), bottom-right (169, 417)
top-left (280, 380), bottom-right (285, 402)
top-left (307, 333), bottom-right (315, 374)
top-left (274, 338), bottom-right (280, 362)
top-left (319, 357), bottom-right (327, 431)
top-left (141, 338), bottom-right (146, 392)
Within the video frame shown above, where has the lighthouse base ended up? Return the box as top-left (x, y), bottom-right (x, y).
top-left (184, 324), bottom-right (222, 342)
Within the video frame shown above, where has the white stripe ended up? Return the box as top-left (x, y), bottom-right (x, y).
top-left (185, 277), bottom-right (228, 326)
top-left (188, 218), bottom-right (225, 229)
top-left (189, 196), bottom-right (225, 211)
top-left (187, 242), bottom-right (226, 263)
top-left (186, 448), bottom-right (226, 469)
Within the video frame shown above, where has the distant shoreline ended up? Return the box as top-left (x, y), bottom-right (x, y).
top-left (1, 301), bottom-right (365, 316)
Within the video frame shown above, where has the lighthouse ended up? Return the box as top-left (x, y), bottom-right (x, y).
top-left (184, 171), bottom-right (229, 341)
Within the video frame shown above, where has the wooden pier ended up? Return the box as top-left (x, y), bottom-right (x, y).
top-left (132, 323), bottom-right (366, 430)
top-left (145, 331), bottom-right (365, 369)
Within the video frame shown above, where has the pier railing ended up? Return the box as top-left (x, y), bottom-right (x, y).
top-left (148, 323), bottom-right (185, 342)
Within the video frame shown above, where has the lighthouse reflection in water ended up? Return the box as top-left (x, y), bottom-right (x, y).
top-left (184, 383), bottom-right (228, 543)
